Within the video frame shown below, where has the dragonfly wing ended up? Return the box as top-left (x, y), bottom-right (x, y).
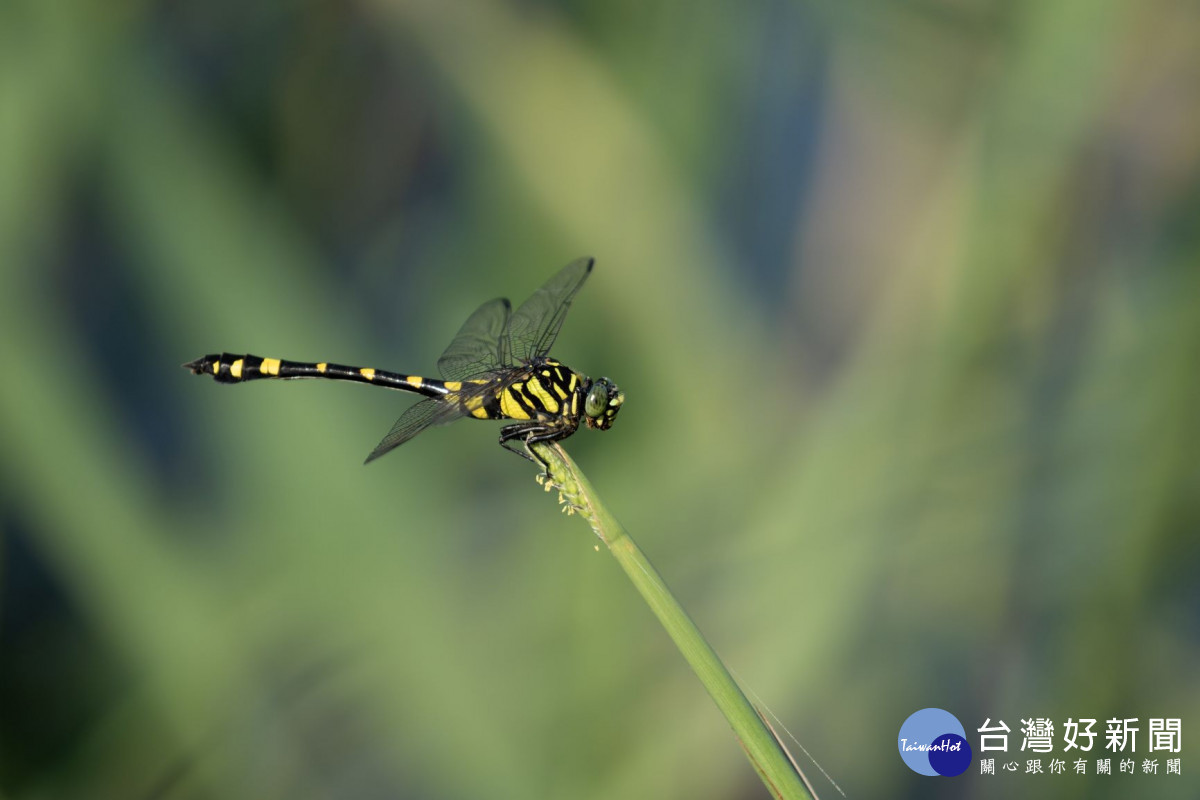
top-left (506, 257), bottom-right (594, 364)
top-left (364, 398), bottom-right (466, 464)
top-left (437, 297), bottom-right (511, 381)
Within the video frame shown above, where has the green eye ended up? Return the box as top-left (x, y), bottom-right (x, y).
top-left (585, 382), bottom-right (610, 419)
top-left (582, 378), bottom-right (623, 431)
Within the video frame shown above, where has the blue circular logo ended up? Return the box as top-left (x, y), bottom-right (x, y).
top-left (898, 708), bottom-right (972, 777)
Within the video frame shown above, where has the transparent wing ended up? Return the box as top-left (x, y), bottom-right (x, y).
top-left (363, 398), bottom-right (466, 464)
top-left (437, 297), bottom-right (511, 381)
top-left (505, 257), bottom-right (594, 365)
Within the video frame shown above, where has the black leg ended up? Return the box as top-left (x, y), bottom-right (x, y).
top-left (499, 423), bottom-right (552, 469)
top-left (499, 421), bottom-right (574, 475)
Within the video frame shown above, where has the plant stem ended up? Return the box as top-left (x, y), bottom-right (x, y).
top-left (533, 442), bottom-right (816, 800)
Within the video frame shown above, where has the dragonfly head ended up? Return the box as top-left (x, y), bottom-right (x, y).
top-left (583, 377), bottom-right (623, 431)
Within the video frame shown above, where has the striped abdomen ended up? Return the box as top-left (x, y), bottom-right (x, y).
top-left (183, 352), bottom-right (449, 399)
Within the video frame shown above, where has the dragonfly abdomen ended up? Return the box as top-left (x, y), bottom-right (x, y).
top-left (183, 353), bottom-right (447, 398)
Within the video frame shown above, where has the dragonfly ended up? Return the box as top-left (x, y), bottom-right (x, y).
top-left (184, 257), bottom-right (624, 473)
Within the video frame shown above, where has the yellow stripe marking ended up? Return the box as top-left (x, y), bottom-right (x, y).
top-left (500, 389), bottom-right (532, 420)
top-left (407, 375), bottom-right (423, 388)
top-left (551, 380), bottom-right (569, 400)
top-left (230, 358), bottom-right (244, 379)
top-left (211, 361), bottom-right (219, 375)
top-left (317, 362), bottom-right (327, 373)
top-left (261, 357), bottom-right (281, 376)
top-left (525, 376), bottom-right (559, 414)
top-left (464, 395), bottom-right (490, 419)
top-left (360, 367), bottom-right (376, 380)
top-left (443, 381), bottom-right (462, 392)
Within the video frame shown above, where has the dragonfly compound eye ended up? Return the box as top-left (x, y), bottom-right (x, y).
top-left (585, 378), bottom-right (623, 430)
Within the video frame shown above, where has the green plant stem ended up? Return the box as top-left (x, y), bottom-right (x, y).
top-left (533, 442), bottom-right (815, 800)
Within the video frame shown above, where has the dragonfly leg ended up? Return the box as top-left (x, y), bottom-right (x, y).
top-left (499, 421), bottom-right (574, 476)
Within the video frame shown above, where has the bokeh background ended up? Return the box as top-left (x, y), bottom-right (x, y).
top-left (2, 1), bottom-right (1198, 798)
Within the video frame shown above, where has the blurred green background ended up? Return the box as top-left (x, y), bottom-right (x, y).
top-left (1, 1), bottom-right (1198, 798)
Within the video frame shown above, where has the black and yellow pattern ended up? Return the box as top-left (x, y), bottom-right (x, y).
top-left (184, 258), bottom-right (623, 469)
